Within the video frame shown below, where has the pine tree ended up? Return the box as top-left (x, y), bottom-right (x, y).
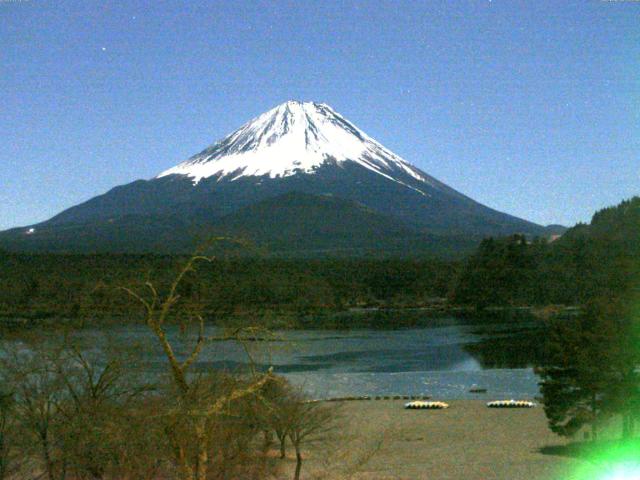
top-left (536, 297), bottom-right (640, 440)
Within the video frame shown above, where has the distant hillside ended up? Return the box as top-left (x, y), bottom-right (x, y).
top-left (543, 224), bottom-right (568, 236)
top-left (213, 192), bottom-right (480, 257)
top-left (0, 192), bottom-right (480, 258)
top-left (450, 196), bottom-right (640, 307)
top-left (0, 253), bottom-right (456, 325)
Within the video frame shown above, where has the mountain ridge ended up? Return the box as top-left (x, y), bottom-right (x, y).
top-left (0, 100), bottom-right (551, 256)
top-left (0, 192), bottom-right (481, 257)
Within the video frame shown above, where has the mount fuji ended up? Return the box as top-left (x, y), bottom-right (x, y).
top-left (0, 101), bottom-right (551, 256)
top-left (157, 101), bottom-right (437, 191)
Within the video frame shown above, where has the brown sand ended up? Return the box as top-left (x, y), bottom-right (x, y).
top-left (280, 400), bottom-right (585, 480)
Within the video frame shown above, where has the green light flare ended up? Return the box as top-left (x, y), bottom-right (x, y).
top-left (600, 463), bottom-right (640, 480)
top-left (565, 439), bottom-right (640, 480)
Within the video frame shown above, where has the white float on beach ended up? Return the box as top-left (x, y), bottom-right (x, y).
top-left (404, 401), bottom-right (449, 410)
top-left (486, 399), bottom-right (536, 408)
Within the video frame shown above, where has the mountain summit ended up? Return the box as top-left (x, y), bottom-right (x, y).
top-left (0, 101), bottom-right (549, 256)
top-left (157, 100), bottom-right (433, 195)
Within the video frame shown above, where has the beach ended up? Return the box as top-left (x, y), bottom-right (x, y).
top-left (281, 400), bottom-right (584, 480)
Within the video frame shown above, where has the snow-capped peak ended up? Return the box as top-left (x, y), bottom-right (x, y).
top-left (157, 100), bottom-right (430, 189)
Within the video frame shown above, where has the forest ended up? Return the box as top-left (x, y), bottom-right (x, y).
top-left (447, 197), bottom-right (640, 444)
top-left (0, 254), bottom-right (455, 328)
top-left (1, 197), bottom-right (638, 330)
top-left (452, 196), bottom-right (640, 308)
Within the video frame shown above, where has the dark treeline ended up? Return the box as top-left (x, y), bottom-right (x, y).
top-left (451, 197), bottom-right (640, 443)
top-left (2, 197), bottom-right (638, 329)
top-left (0, 254), bottom-right (455, 327)
top-left (525, 197), bottom-right (640, 442)
top-left (451, 196), bottom-right (640, 308)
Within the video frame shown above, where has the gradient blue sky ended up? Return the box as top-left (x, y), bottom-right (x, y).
top-left (1, 0), bottom-right (638, 230)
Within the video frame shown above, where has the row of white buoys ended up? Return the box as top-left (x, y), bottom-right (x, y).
top-left (487, 399), bottom-right (536, 408)
top-left (324, 396), bottom-right (371, 402)
top-left (404, 401), bottom-right (449, 410)
top-left (322, 395), bottom-right (431, 402)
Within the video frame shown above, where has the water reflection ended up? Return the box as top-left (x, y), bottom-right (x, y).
top-left (50, 319), bottom-right (548, 374)
top-left (462, 325), bottom-right (548, 369)
top-left (3, 316), bottom-right (547, 399)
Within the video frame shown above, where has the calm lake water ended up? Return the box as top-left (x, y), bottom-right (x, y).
top-left (66, 316), bottom-right (545, 400)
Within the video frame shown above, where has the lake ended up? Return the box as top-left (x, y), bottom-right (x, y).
top-left (65, 316), bottom-right (546, 400)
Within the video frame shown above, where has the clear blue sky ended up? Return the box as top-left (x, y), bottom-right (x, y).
top-left (1, 0), bottom-right (638, 230)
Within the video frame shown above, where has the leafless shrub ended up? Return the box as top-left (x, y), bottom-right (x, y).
top-left (0, 387), bottom-right (20, 480)
top-left (122, 254), bottom-right (279, 480)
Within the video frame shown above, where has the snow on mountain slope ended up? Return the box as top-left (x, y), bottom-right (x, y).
top-left (157, 101), bottom-right (434, 194)
top-left (0, 99), bottom-right (549, 254)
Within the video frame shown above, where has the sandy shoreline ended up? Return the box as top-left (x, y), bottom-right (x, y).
top-left (281, 400), bottom-right (585, 480)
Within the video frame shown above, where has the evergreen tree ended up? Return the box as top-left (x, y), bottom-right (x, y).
top-left (536, 297), bottom-right (640, 440)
